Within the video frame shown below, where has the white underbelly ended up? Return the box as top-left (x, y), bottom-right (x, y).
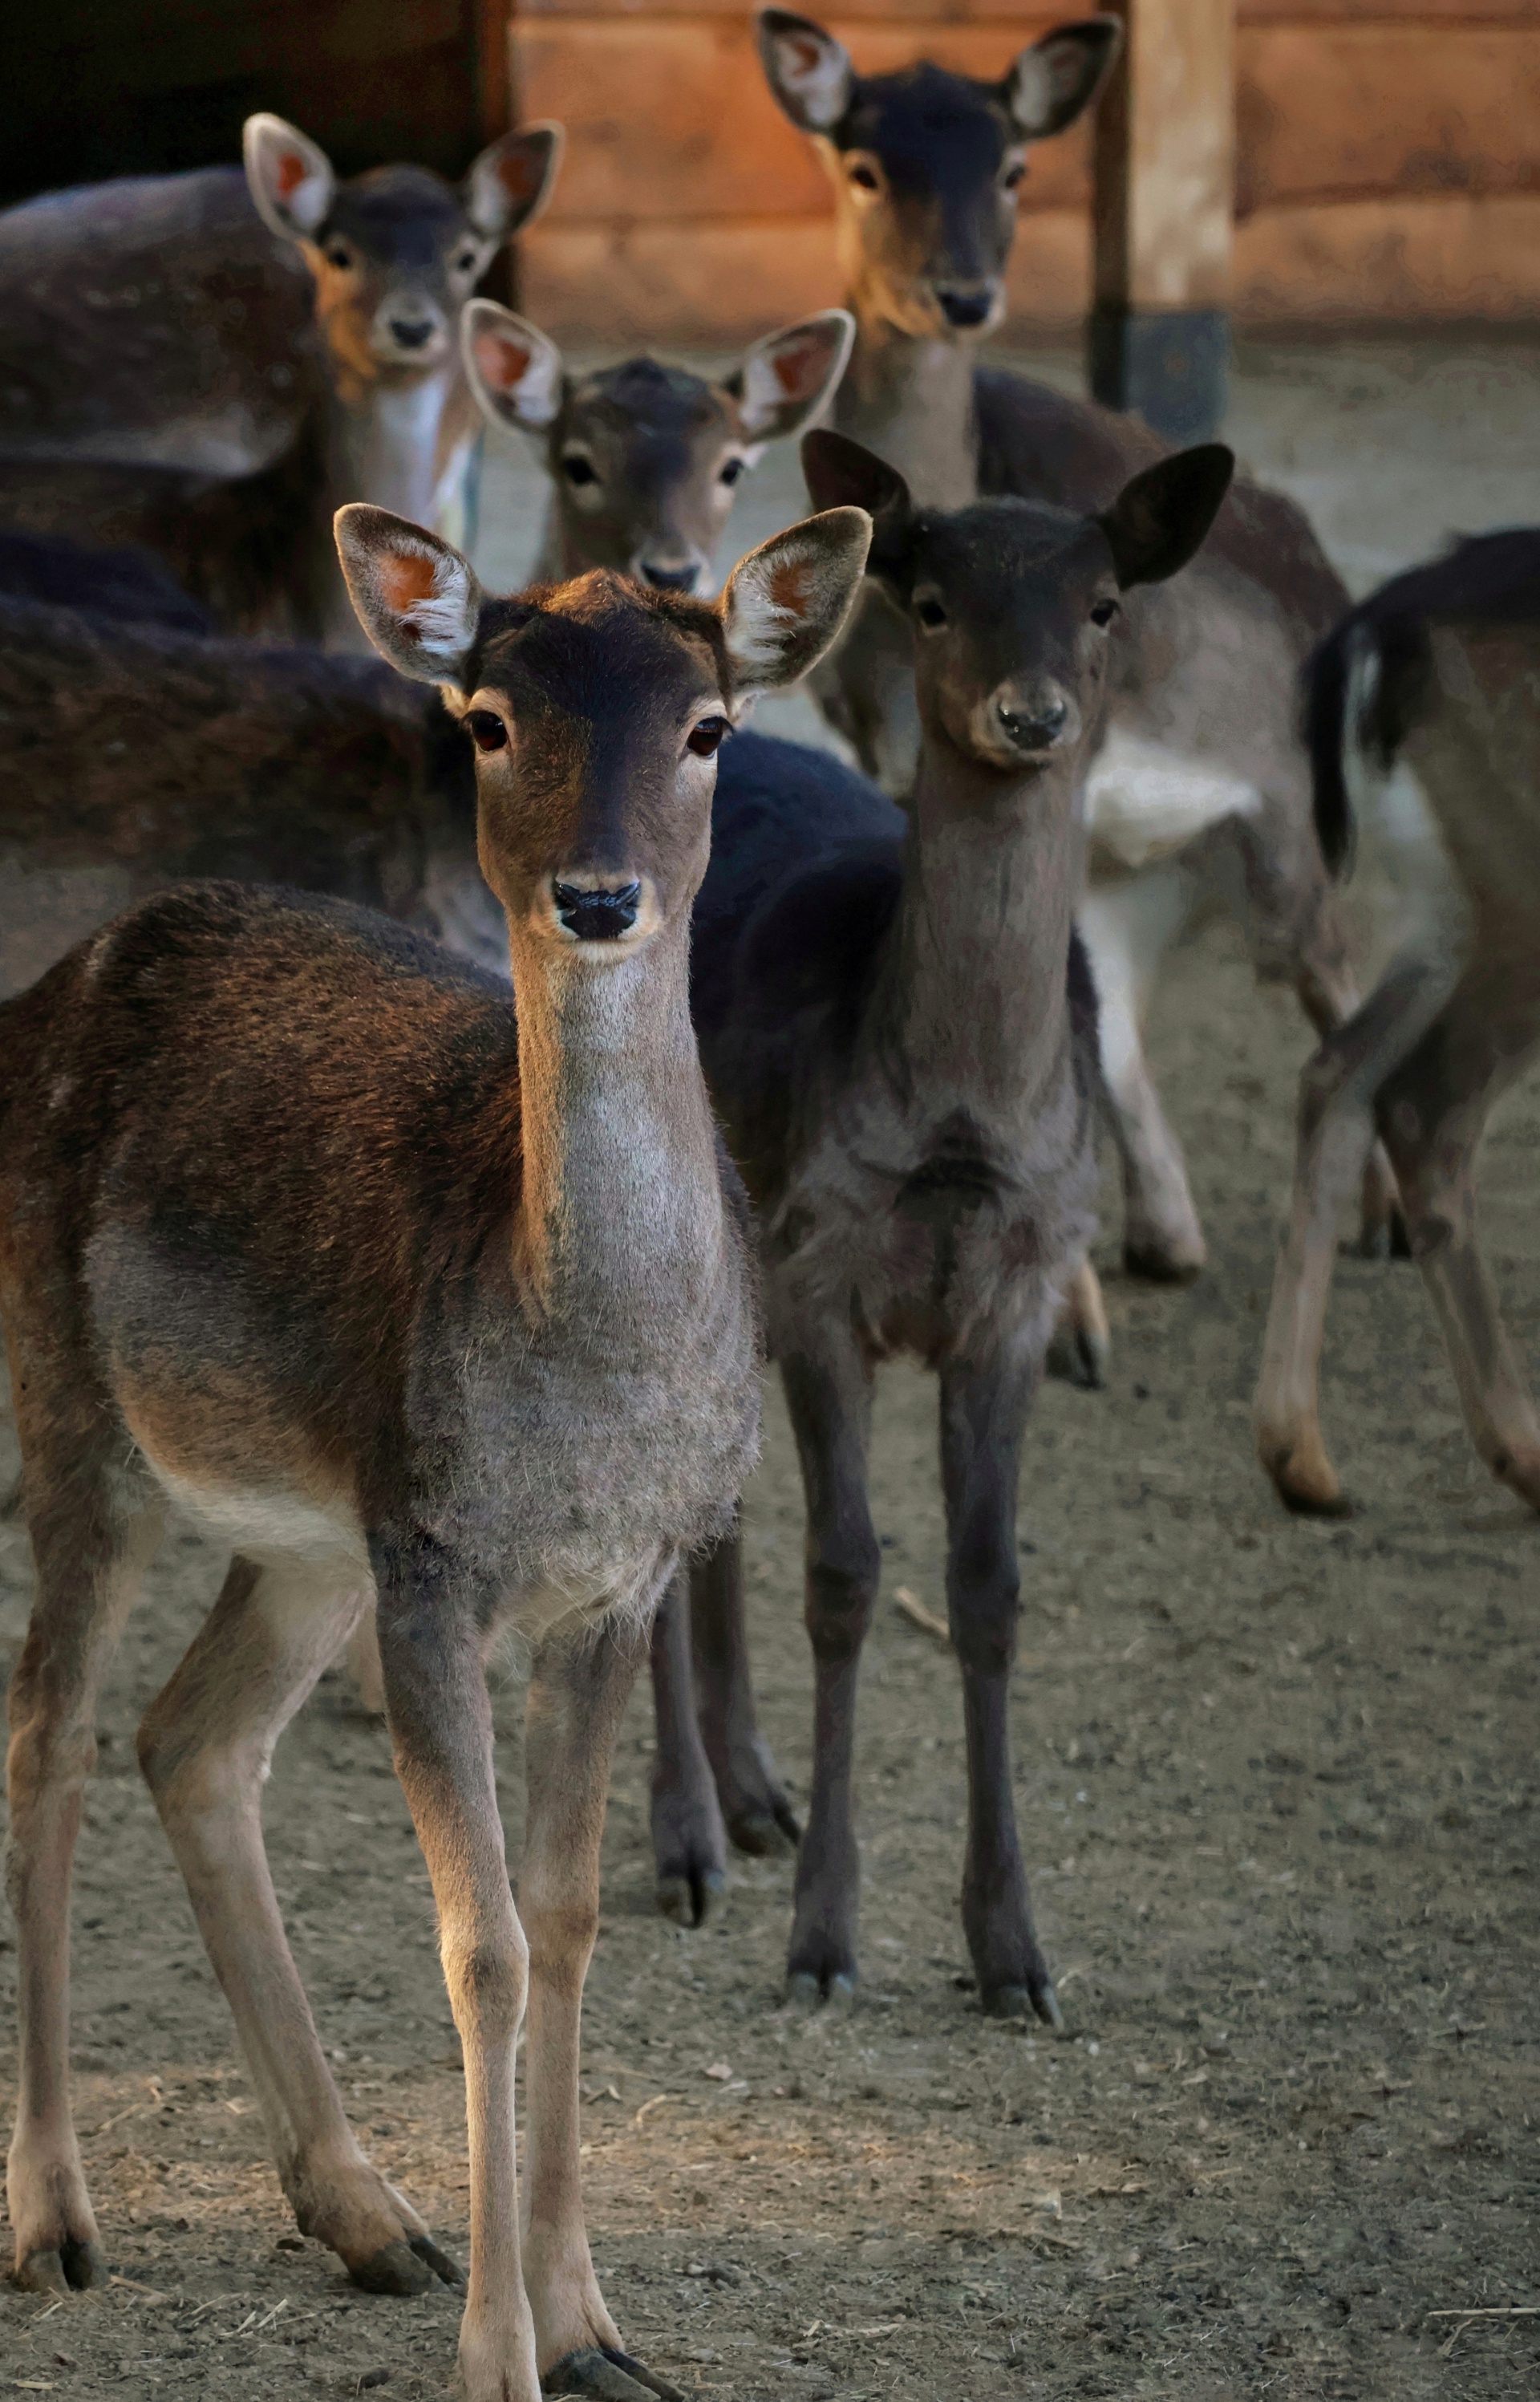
top-left (149, 1464), bottom-right (370, 1569)
top-left (1084, 729), bottom-right (1262, 875)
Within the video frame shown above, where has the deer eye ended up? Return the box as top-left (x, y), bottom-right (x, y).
top-left (687, 716), bottom-right (731, 758)
top-left (914, 595), bottom-right (947, 630)
top-left (849, 163), bottom-right (880, 191)
top-left (1089, 597), bottom-right (1119, 627)
top-left (719, 458), bottom-right (745, 489)
top-left (324, 240), bottom-right (355, 271)
top-left (561, 453), bottom-right (598, 487)
top-left (453, 245), bottom-right (480, 275)
top-left (466, 709), bottom-right (508, 752)
top-left (1002, 162), bottom-right (1026, 193)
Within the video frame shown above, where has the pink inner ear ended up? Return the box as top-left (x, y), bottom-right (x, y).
top-left (275, 150), bottom-right (307, 200)
top-left (379, 550), bottom-right (439, 627)
top-left (772, 335), bottom-right (822, 397)
top-left (475, 331), bottom-right (532, 392)
top-left (496, 145), bottom-right (543, 202)
top-left (768, 559), bottom-right (812, 614)
top-left (789, 37), bottom-right (822, 75)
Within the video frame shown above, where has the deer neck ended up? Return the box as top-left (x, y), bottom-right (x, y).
top-left (321, 364), bottom-right (479, 646)
top-left (833, 314), bottom-right (979, 509)
top-left (506, 919), bottom-right (732, 1339)
top-left (868, 738), bottom-right (1080, 1132)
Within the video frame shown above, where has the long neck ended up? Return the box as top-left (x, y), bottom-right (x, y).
top-left (834, 314), bottom-right (979, 509)
top-left (507, 923), bottom-right (732, 1340)
top-left (868, 739), bottom-right (1080, 1131)
top-left (320, 365), bottom-right (478, 648)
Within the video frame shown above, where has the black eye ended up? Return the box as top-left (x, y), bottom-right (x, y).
top-left (561, 454), bottom-right (598, 487)
top-left (454, 245), bottom-right (480, 274)
top-left (325, 241), bottom-right (354, 271)
top-left (719, 458), bottom-right (744, 489)
top-left (915, 596), bottom-right (947, 629)
top-left (466, 709), bottom-right (508, 752)
top-left (1003, 163), bottom-right (1026, 193)
top-left (849, 163), bottom-right (879, 191)
top-left (1089, 597), bottom-right (1119, 627)
top-left (687, 716), bottom-right (730, 758)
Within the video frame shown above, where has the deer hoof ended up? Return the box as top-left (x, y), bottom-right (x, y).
top-left (545, 2345), bottom-right (691, 2399)
top-left (984, 1978), bottom-right (1063, 2031)
top-left (785, 1966), bottom-right (854, 2012)
top-left (351, 2235), bottom-right (447, 2295)
top-left (1123, 1238), bottom-right (1203, 1284)
top-left (1262, 1425), bottom-right (1352, 1518)
top-left (654, 1865), bottom-right (724, 1928)
top-left (725, 1804), bottom-right (799, 1860)
top-left (15, 2234), bottom-right (108, 2294)
top-left (1045, 1321), bottom-right (1108, 1390)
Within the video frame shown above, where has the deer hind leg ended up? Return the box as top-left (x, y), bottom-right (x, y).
top-left (1376, 988), bottom-right (1540, 1511)
top-left (1046, 1255), bottom-right (1111, 1389)
top-left (6, 1445), bottom-right (164, 2292)
top-left (1254, 963), bottom-right (1451, 1515)
top-left (690, 1520), bottom-right (800, 1859)
top-left (648, 1563), bottom-right (727, 1927)
top-left (135, 1548), bottom-right (459, 2296)
top-left (1077, 872), bottom-right (1206, 1280)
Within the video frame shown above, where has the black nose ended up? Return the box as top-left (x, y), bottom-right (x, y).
top-left (935, 286), bottom-right (995, 330)
top-left (553, 880), bottom-right (642, 941)
top-left (998, 699), bottom-right (1068, 750)
top-left (641, 561), bottom-right (699, 593)
top-left (388, 319), bottom-right (436, 350)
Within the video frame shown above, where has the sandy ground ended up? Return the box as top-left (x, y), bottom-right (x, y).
top-left (0, 339), bottom-right (1537, 2396)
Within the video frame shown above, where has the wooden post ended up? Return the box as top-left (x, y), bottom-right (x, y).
top-left (1089, 0), bottom-right (1234, 442)
top-left (475, 0), bottom-right (517, 305)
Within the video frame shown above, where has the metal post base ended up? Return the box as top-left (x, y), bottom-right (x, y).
top-left (1088, 305), bottom-right (1229, 444)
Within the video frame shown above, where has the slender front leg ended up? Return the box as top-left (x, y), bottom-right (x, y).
top-left (938, 1346), bottom-right (1059, 2026)
top-left (522, 1617), bottom-right (687, 2402)
top-left (1078, 876), bottom-right (1206, 1280)
top-left (782, 1340), bottom-right (879, 2007)
top-left (648, 1566), bottom-right (727, 1927)
top-left (689, 1522), bottom-right (800, 1857)
top-left (374, 1538), bottom-right (537, 2402)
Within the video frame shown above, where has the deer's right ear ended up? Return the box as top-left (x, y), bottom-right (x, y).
top-left (243, 114), bottom-right (336, 241)
top-left (800, 429), bottom-right (913, 583)
top-left (1098, 444), bottom-right (1234, 589)
top-left (334, 506), bottom-right (484, 688)
top-left (719, 508), bottom-right (873, 700)
top-left (756, 9), bottom-right (855, 132)
top-left (464, 123), bottom-right (565, 241)
top-left (462, 302), bottom-right (565, 436)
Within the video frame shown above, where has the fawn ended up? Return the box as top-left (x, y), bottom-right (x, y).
top-left (1255, 532), bottom-right (1540, 1518)
top-left (0, 499), bottom-right (870, 2400)
top-left (0, 114), bottom-right (561, 643)
top-left (757, 7), bottom-right (1392, 1281)
top-left (650, 428), bottom-right (1233, 2011)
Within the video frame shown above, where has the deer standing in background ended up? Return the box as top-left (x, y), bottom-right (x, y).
top-left (650, 430), bottom-right (1233, 2010)
top-left (1256, 534), bottom-right (1540, 1518)
top-left (0, 115), bottom-right (561, 643)
top-left (461, 298), bottom-right (853, 591)
top-left (0, 496), bottom-right (872, 2400)
top-left (758, 7), bottom-right (1395, 1281)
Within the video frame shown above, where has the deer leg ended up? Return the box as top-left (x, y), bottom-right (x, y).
top-left (6, 1452), bottom-right (164, 2292)
top-left (1377, 991), bottom-right (1540, 1510)
top-left (1255, 964), bottom-right (1449, 1515)
top-left (521, 1621), bottom-right (686, 2400)
top-left (782, 1340), bottom-right (879, 2008)
top-left (136, 1548), bottom-right (458, 2294)
top-left (1045, 1255), bottom-right (1111, 1389)
top-left (373, 1540), bottom-right (537, 2402)
top-left (648, 1564), bottom-right (727, 1928)
top-left (938, 1345), bottom-right (1057, 2025)
top-left (1077, 874), bottom-right (1206, 1280)
top-left (690, 1523), bottom-right (800, 1858)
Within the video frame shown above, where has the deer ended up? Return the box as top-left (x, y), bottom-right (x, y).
top-left (460, 296), bottom-right (854, 593)
top-left (646, 427), bottom-right (1234, 2007)
top-left (756, 7), bottom-right (1396, 1284)
top-left (1255, 531), bottom-right (1540, 1520)
top-left (0, 113), bottom-right (562, 644)
top-left (0, 496), bottom-right (873, 2399)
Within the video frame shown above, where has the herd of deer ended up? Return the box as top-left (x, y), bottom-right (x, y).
top-left (0, 11), bottom-right (1535, 2399)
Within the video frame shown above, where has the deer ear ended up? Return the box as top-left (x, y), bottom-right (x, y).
top-left (243, 114), bottom-right (336, 241)
top-left (757, 9), bottom-right (855, 132)
top-left (334, 506), bottom-right (484, 688)
top-left (1003, 17), bottom-right (1121, 140)
top-left (464, 123), bottom-right (565, 241)
top-left (730, 311), bottom-right (854, 443)
top-left (719, 508), bottom-right (873, 699)
top-left (462, 301), bottom-right (565, 435)
top-left (1098, 444), bottom-right (1234, 588)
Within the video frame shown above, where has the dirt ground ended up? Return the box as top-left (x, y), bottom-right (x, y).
top-left (1, 339), bottom-right (1538, 2399)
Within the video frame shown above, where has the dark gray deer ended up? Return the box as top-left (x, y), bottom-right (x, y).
top-left (0, 115), bottom-right (561, 643)
top-left (0, 498), bottom-right (871, 2399)
top-left (757, 7), bottom-right (1392, 1280)
top-left (1255, 532), bottom-right (1540, 1518)
top-left (651, 428), bottom-right (1234, 2012)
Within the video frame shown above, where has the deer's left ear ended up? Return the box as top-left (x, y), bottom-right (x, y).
top-left (464, 122), bottom-right (565, 241)
top-left (728, 310), bottom-right (854, 444)
top-left (462, 301), bottom-right (565, 435)
top-left (243, 114), bottom-right (336, 241)
top-left (334, 506), bottom-right (484, 688)
top-left (719, 508), bottom-right (872, 700)
top-left (757, 9), bottom-right (855, 132)
top-left (1002, 17), bottom-right (1121, 141)
top-left (1098, 444), bottom-right (1234, 589)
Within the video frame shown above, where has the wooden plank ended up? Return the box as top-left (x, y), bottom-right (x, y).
top-left (521, 0), bottom-right (1540, 19)
top-left (515, 17), bottom-right (1092, 221)
top-left (1092, 0), bottom-right (1233, 311)
top-left (1237, 27), bottom-right (1540, 209)
top-left (1232, 190), bottom-right (1540, 314)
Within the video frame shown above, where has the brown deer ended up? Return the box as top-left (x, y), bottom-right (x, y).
top-left (0, 498), bottom-right (871, 2400)
top-left (460, 297), bottom-right (853, 592)
top-left (1255, 533), bottom-right (1540, 1518)
top-left (0, 115), bottom-right (561, 643)
top-left (756, 7), bottom-right (1394, 1281)
top-left (650, 428), bottom-right (1234, 2008)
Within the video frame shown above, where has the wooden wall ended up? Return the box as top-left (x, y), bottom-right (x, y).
top-left (511, 0), bottom-right (1540, 340)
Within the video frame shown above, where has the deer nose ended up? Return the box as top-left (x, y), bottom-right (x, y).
top-left (552, 879), bottom-right (642, 941)
top-left (995, 695), bottom-right (1068, 752)
top-left (935, 284), bottom-right (996, 330)
top-left (388, 316), bottom-right (438, 350)
top-left (638, 558), bottom-right (701, 594)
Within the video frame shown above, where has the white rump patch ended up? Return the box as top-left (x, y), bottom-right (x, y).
top-left (1084, 729), bottom-right (1262, 873)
